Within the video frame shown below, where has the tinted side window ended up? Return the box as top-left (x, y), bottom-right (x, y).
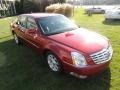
top-left (18, 16), bottom-right (27, 28)
top-left (27, 17), bottom-right (37, 29)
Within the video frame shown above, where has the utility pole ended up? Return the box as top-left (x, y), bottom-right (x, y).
top-left (13, 1), bottom-right (16, 14)
top-left (4, 0), bottom-right (10, 16)
top-left (8, 0), bottom-right (13, 15)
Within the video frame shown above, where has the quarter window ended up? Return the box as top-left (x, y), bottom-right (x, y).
top-left (18, 16), bottom-right (27, 28)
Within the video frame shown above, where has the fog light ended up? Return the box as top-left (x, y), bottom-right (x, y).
top-left (70, 72), bottom-right (87, 79)
top-left (79, 75), bottom-right (87, 79)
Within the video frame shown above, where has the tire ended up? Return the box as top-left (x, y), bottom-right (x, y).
top-left (86, 11), bottom-right (88, 14)
top-left (101, 10), bottom-right (105, 14)
top-left (105, 18), bottom-right (108, 21)
top-left (105, 18), bottom-right (114, 21)
top-left (13, 33), bottom-right (20, 45)
top-left (46, 52), bottom-right (62, 73)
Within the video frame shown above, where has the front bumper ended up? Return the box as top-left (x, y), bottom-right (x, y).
top-left (63, 61), bottom-right (110, 76)
top-left (104, 14), bottom-right (120, 19)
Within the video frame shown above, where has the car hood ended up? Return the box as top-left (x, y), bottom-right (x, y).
top-left (48, 28), bottom-right (108, 54)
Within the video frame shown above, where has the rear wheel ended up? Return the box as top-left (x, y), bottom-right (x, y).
top-left (101, 10), bottom-right (105, 14)
top-left (13, 33), bottom-right (20, 45)
top-left (105, 18), bottom-right (109, 21)
top-left (105, 18), bottom-right (114, 21)
top-left (46, 52), bottom-right (62, 73)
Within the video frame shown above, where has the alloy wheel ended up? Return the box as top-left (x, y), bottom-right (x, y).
top-left (47, 54), bottom-right (60, 72)
top-left (13, 34), bottom-right (19, 44)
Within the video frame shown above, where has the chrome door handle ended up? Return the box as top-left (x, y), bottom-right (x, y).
top-left (34, 34), bottom-right (38, 39)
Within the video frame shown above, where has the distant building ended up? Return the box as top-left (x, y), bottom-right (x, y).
top-left (67, 0), bottom-right (120, 5)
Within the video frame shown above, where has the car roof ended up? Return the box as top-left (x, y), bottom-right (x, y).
top-left (20, 13), bottom-right (61, 19)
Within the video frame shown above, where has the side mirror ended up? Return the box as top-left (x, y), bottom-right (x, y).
top-left (16, 21), bottom-right (20, 25)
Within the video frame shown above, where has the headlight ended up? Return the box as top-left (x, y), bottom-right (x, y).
top-left (71, 52), bottom-right (87, 67)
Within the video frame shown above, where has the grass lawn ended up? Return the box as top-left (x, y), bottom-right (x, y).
top-left (0, 8), bottom-right (120, 90)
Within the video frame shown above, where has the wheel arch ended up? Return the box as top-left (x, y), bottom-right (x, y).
top-left (43, 48), bottom-right (63, 63)
top-left (11, 30), bottom-right (15, 35)
top-left (43, 49), bottom-right (60, 59)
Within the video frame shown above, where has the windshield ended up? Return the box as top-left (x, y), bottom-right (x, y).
top-left (38, 15), bottom-right (78, 35)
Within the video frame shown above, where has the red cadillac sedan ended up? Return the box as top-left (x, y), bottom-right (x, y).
top-left (10, 13), bottom-right (113, 79)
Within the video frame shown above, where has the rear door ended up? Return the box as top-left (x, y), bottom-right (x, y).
top-left (16, 15), bottom-right (27, 41)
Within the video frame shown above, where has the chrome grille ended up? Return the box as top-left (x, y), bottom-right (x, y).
top-left (90, 45), bottom-right (113, 64)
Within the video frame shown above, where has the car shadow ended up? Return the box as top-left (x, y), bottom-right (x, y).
top-left (103, 19), bottom-right (120, 26)
top-left (0, 39), bottom-right (111, 90)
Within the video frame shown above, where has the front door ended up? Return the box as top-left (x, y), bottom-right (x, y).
top-left (25, 17), bottom-right (40, 49)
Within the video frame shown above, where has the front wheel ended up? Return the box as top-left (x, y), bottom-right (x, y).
top-left (46, 52), bottom-right (62, 73)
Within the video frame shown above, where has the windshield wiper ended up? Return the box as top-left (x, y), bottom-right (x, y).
top-left (62, 27), bottom-right (78, 32)
top-left (46, 27), bottom-right (78, 36)
top-left (46, 31), bottom-right (66, 36)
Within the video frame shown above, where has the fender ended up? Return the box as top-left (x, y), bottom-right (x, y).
top-left (43, 40), bottom-right (74, 65)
